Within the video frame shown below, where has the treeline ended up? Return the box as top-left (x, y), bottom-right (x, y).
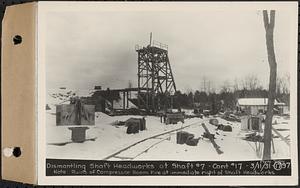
top-left (172, 74), bottom-right (290, 113)
top-left (172, 88), bottom-right (290, 114)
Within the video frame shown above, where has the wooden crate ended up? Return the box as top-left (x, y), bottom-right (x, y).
top-left (165, 113), bottom-right (184, 125)
top-left (56, 104), bottom-right (95, 125)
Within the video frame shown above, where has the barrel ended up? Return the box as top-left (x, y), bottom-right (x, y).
top-left (68, 127), bottom-right (89, 143)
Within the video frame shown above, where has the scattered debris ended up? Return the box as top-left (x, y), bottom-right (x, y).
top-left (276, 128), bottom-right (289, 131)
top-left (176, 131), bottom-right (200, 146)
top-left (201, 123), bottom-right (223, 154)
top-left (165, 112), bottom-right (184, 125)
top-left (223, 114), bottom-right (240, 122)
top-left (243, 133), bottom-right (264, 142)
top-left (125, 117), bottom-right (146, 134)
top-left (186, 137), bottom-right (200, 146)
top-left (203, 110), bottom-right (210, 117)
top-left (191, 108), bottom-right (204, 119)
top-left (223, 125), bottom-right (232, 132)
top-left (216, 124), bottom-right (224, 130)
top-left (202, 132), bottom-right (216, 139)
top-left (46, 104), bottom-right (51, 110)
top-left (209, 118), bottom-right (219, 126)
top-left (185, 114), bottom-right (203, 119)
top-left (126, 123), bottom-right (140, 134)
top-left (176, 131), bottom-right (192, 144)
top-left (111, 120), bottom-right (125, 126)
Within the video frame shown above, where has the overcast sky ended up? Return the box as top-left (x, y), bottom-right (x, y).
top-left (43, 3), bottom-right (297, 93)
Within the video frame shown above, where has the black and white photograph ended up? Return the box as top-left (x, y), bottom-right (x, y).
top-left (36, 1), bottom-right (298, 185)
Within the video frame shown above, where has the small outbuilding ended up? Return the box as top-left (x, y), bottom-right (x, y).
top-left (236, 98), bottom-right (285, 115)
top-left (240, 115), bottom-right (263, 132)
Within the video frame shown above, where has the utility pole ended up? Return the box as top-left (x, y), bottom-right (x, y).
top-left (150, 32), bottom-right (152, 46)
top-left (203, 76), bottom-right (206, 93)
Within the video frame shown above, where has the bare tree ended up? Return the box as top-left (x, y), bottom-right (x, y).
top-left (243, 74), bottom-right (262, 90)
top-left (283, 73), bottom-right (290, 94)
top-left (210, 81), bottom-right (216, 94)
top-left (262, 10), bottom-right (277, 160)
top-left (276, 75), bottom-right (290, 94)
top-left (276, 76), bottom-right (284, 94)
top-left (233, 78), bottom-right (240, 92)
top-left (202, 76), bottom-right (207, 93)
top-left (185, 87), bottom-right (194, 95)
top-left (220, 80), bottom-right (232, 93)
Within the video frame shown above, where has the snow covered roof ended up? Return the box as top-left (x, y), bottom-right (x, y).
top-left (237, 98), bottom-right (285, 106)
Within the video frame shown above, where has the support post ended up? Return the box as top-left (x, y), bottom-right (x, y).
top-left (123, 91), bottom-right (125, 110)
top-left (126, 91), bottom-right (129, 108)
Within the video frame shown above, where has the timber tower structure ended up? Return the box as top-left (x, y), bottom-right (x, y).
top-left (135, 34), bottom-right (176, 113)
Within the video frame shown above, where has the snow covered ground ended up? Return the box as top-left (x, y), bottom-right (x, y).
top-left (46, 88), bottom-right (290, 161)
top-left (46, 109), bottom-right (291, 161)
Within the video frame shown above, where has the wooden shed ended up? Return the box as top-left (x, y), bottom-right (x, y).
top-left (237, 98), bottom-right (285, 115)
top-left (241, 115), bottom-right (263, 132)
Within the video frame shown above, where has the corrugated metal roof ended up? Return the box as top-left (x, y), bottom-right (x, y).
top-left (237, 98), bottom-right (284, 106)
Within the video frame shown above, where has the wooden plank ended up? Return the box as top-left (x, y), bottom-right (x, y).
top-left (113, 156), bottom-right (134, 160)
top-left (272, 127), bottom-right (290, 146)
top-left (48, 137), bottom-right (97, 146)
top-left (201, 123), bottom-right (224, 154)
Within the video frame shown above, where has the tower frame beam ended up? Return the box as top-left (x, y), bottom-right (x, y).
top-left (136, 43), bottom-right (176, 113)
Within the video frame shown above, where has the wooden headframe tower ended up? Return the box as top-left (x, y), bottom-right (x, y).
top-left (136, 33), bottom-right (176, 112)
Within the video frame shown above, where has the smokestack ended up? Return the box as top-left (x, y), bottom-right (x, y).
top-left (150, 32), bottom-right (152, 46)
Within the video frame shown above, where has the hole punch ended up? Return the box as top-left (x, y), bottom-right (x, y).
top-left (13, 35), bottom-right (22, 45)
top-left (3, 147), bottom-right (13, 157)
top-left (12, 147), bottom-right (21, 157)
